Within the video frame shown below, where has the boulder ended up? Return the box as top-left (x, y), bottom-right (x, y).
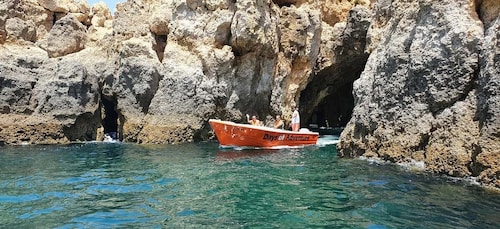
top-left (90, 2), bottom-right (112, 27)
top-left (230, 0), bottom-right (280, 56)
top-left (36, 14), bottom-right (87, 57)
top-left (38, 0), bottom-right (69, 13)
top-left (5, 17), bottom-right (37, 42)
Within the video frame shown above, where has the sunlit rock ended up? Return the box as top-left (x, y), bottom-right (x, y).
top-left (36, 14), bottom-right (87, 57)
top-left (0, 0), bottom-right (498, 190)
top-left (5, 17), bottom-right (37, 42)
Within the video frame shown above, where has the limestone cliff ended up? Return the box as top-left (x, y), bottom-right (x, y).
top-left (338, 0), bottom-right (500, 190)
top-left (1, 0), bottom-right (367, 144)
top-left (0, 0), bottom-right (498, 189)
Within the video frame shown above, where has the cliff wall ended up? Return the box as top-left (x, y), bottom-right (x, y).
top-left (0, 0), bottom-right (498, 189)
top-left (1, 0), bottom-right (368, 143)
top-left (338, 0), bottom-right (500, 189)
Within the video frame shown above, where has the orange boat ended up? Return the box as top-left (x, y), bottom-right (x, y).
top-left (209, 119), bottom-right (319, 148)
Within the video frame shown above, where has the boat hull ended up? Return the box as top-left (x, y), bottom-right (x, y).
top-left (209, 119), bottom-right (319, 148)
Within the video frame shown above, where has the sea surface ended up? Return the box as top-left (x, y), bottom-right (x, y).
top-left (0, 136), bottom-right (499, 228)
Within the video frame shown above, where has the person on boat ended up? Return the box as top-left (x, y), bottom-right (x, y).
top-left (246, 114), bottom-right (261, 126)
top-left (291, 106), bottom-right (300, 131)
top-left (274, 115), bottom-right (284, 129)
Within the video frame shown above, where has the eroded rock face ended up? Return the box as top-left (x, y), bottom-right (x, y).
top-left (0, 0), bottom-right (352, 144)
top-left (0, 0), bottom-right (499, 189)
top-left (476, 1), bottom-right (500, 188)
top-left (277, 4), bottom-right (321, 112)
top-left (300, 5), bottom-right (372, 127)
top-left (5, 17), bottom-right (37, 42)
top-left (320, 0), bottom-right (371, 26)
top-left (36, 14), bottom-right (87, 57)
top-left (1, 0), bottom-right (53, 42)
top-left (338, 0), bottom-right (499, 189)
top-left (0, 45), bottom-right (100, 144)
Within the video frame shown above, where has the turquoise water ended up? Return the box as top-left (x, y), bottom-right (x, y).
top-left (0, 137), bottom-right (499, 228)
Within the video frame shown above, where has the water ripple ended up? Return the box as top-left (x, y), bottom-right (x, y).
top-left (0, 142), bottom-right (498, 228)
top-left (86, 184), bottom-right (153, 195)
top-left (0, 194), bottom-right (41, 203)
top-left (18, 206), bottom-right (65, 219)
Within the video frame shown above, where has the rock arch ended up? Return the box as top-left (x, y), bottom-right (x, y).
top-left (299, 6), bottom-right (372, 131)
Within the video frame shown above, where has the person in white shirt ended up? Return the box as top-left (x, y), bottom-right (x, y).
top-left (291, 106), bottom-right (300, 132)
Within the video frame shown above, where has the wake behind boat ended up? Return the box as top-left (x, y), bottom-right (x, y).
top-left (209, 119), bottom-right (319, 148)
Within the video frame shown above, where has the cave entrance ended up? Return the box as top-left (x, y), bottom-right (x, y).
top-left (299, 57), bottom-right (366, 134)
top-left (297, 4), bottom-right (371, 134)
top-left (299, 38), bottom-right (369, 133)
top-left (102, 96), bottom-right (119, 140)
top-left (300, 79), bottom-right (354, 132)
top-left (153, 33), bottom-right (167, 62)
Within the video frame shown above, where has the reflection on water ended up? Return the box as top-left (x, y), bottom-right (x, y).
top-left (0, 139), bottom-right (499, 228)
top-left (216, 149), bottom-right (280, 161)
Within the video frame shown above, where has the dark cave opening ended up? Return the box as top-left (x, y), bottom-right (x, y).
top-left (102, 96), bottom-right (119, 140)
top-left (296, 5), bottom-right (371, 133)
top-left (272, 0), bottom-right (293, 7)
top-left (299, 58), bottom-right (367, 133)
top-left (306, 83), bottom-right (354, 128)
top-left (300, 80), bottom-right (354, 131)
top-left (153, 34), bottom-right (167, 62)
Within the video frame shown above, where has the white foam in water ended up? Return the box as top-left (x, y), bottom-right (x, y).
top-left (359, 156), bottom-right (425, 170)
top-left (397, 159), bottom-right (426, 171)
top-left (220, 145), bottom-right (306, 150)
top-left (359, 156), bottom-right (389, 165)
top-left (218, 135), bottom-right (340, 150)
top-left (461, 176), bottom-right (481, 187)
top-left (316, 135), bottom-right (340, 146)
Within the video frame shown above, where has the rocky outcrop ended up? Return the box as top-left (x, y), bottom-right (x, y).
top-left (338, 0), bottom-right (500, 189)
top-left (475, 0), bottom-right (500, 188)
top-left (5, 17), bottom-right (37, 42)
top-left (0, 0), bottom-right (499, 189)
top-left (0, 45), bottom-right (100, 143)
top-left (1, 0), bottom-right (352, 144)
top-left (37, 14), bottom-right (87, 57)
